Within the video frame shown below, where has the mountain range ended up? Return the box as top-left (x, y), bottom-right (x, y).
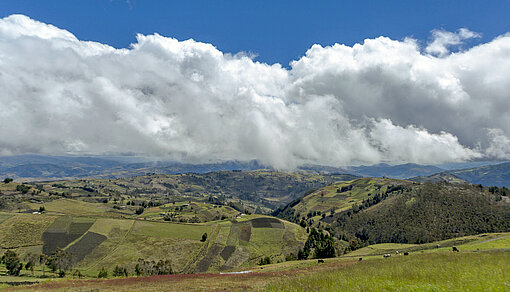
top-left (0, 155), bottom-right (508, 187)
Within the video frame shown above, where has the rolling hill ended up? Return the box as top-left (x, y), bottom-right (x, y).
top-left (274, 177), bottom-right (510, 245)
top-left (448, 162), bottom-right (510, 187)
top-left (347, 163), bottom-right (443, 179)
top-left (409, 172), bottom-right (468, 184)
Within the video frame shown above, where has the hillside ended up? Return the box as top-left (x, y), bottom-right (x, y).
top-left (2, 171), bottom-right (357, 213)
top-left (347, 163), bottom-right (443, 179)
top-left (5, 232), bottom-right (509, 290)
top-left (273, 177), bottom-right (412, 225)
top-left (332, 182), bottom-right (510, 244)
top-left (0, 203), bottom-right (306, 278)
top-left (409, 172), bottom-right (468, 184)
top-left (448, 162), bottom-right (510, 187)
top-left (274, 177), bottom-right (510, 246)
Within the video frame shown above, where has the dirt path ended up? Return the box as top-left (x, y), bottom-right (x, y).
top-left (471, 235), bottom-right (510, 245)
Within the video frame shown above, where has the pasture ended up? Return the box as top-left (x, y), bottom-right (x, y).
top-left (8, 249), bottom-right (508, 291)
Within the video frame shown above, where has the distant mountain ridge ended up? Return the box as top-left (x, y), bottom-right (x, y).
top-left (0, 155), bottom-right (508, 187)
top-left (448, 162), bottom-right (510, 187)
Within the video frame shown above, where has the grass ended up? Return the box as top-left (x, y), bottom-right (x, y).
top-left (131, 221), bottom-right (213, 241)
top-left (27, 199), bottom-right (111, 217)
top-left (266, 251), bottom-right (510, 291)
top-left (0, 214), bottom-right (56, 248)
top-left (12, 251), bottom-right (508, 291)
top-left (0, 213), bottom-right (13, 224)
top-left (292, 177), bottom-right (409, 216)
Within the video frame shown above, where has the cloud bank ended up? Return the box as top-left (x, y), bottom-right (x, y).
top-left (0, 15), bottom-right (509, 168)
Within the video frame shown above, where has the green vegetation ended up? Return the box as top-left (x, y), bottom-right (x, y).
top-left (1, 250), bottom-right (22, 276)
top-left (274, 177), bottom-right (411, 225)
top-left (267, 252), bottom-right (510, 291)
top-left (333, 182), bottom-right (510, 245)
top-left (1, 169), bottom-right (510, 290)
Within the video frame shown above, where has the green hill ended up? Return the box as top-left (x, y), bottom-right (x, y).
top-left (273, 177), bottom-right (412, 225)
top-left (332, 182), bottom-right (510, 245)
top-left (7, 232), bottom-right (509, 291)
top-left (274, 177), bottom-right (510, 246)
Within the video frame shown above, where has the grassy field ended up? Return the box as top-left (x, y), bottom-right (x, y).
top-left (267, 251), bottom-right (510, 291)
top-left (27, 199), bottom-right (118, 217)
top-left (7, 249), bottom-right (508, 291)
top-left (0, 214), bottom-right (56, 248)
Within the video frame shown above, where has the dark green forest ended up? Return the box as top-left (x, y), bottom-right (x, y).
top-left (333, 183), bottom-right (510, 245)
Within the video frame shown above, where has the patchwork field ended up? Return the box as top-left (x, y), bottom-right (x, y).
top-left (0, 208), bottom-right (306, 282)
top-left (5, 235), bottom-right (508, 291)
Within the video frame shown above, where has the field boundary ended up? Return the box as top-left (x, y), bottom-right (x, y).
top-left (181, 224), bottom-right (219, 273)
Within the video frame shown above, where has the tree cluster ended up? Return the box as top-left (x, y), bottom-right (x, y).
top-left (297, 228), bottom-right (336, 260)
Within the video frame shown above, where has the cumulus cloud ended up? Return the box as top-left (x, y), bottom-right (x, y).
top-left (0, 15), bottom-right (508, 168)
top-left (425, 28), bottom-right (481, 57)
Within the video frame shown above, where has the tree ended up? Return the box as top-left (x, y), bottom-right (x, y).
top-left (154, 259), bottom-right (173, 275)
top-left (3, 178), bottom-right (13, 183)
top-left (135, 206), bottom-right (145, 215)
top-left (16, 184), bottom-right (30, 194)
top-left (39, 206), bottom-right (46, 213)
top-left (259, 256), bottom-right (271, 265)
top-left (39, 254), bottom-right (49, 276)
top-left (201, 233), bottom-right (208, 242)
top-left (24, 253), bottom-right (38, 275)
top-left (98, 267), bottom-right (108, 278)
top-left (48, 248), bottom-right (73, 277)
top-left (113, 265), bottom-right (128, 277)
top-left (1, 250), bottom-right (23, 276)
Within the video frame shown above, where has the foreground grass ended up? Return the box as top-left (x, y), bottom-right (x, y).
top-left (6, 251), bottom-right (508, 291)
top-left (266, 251), bottom-right (510, 291)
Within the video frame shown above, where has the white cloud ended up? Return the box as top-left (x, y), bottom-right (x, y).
top-left (425, 28), bottom-right (481, 57)
top-left (0, 15), bottom-right (508, 168)
top-left (486, 129), bottom-right (510, 159)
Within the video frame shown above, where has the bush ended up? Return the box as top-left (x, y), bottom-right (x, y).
top-left (259, 256), bottom-right (271, 265)
top-left (16, 184), bottom-right (30, 194)
top-left (3, 178), bottom-right (13, 183)
top-left (113, 265), bottom-right (128, 277)
top-left (201, 233), bottom-right (208, 242)
top-left (1, 250), bottom-right (23, 276)
top-left (135, 207), bottom-right (145, 215)
top-left (98, 267), bottom-right (108, 278)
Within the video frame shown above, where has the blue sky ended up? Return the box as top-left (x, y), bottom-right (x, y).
top-left (1, 0), bottom-right (509, 65)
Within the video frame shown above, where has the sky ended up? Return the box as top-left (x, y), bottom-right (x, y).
top-left (2, 0), bottom-right (510, 65)
top-left (0, 1), bottom-right (510, 168)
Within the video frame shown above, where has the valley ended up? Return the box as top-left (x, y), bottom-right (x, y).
top-left (0, 169), bottom-right (509, 290)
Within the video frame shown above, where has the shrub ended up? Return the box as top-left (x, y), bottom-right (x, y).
top-left (98, 267), bottom-right (108, 278)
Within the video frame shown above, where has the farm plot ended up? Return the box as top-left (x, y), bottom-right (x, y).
top-left (42, 217), bottom-right (95, 255)
top-left (0, 213), bottom-right (13, 224)
top-left (220, 245), bottom-right (236, 261)
top-left (194, 244), bottom-right (224, 273)
top-left (239, 224), bottom-right (252, 242)
top-left (0, 214), bottom-right (56, 248)
top-left (250, 217), bottom-right (284, 229)
top-left (66, 232), bottom-right (107, 263)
